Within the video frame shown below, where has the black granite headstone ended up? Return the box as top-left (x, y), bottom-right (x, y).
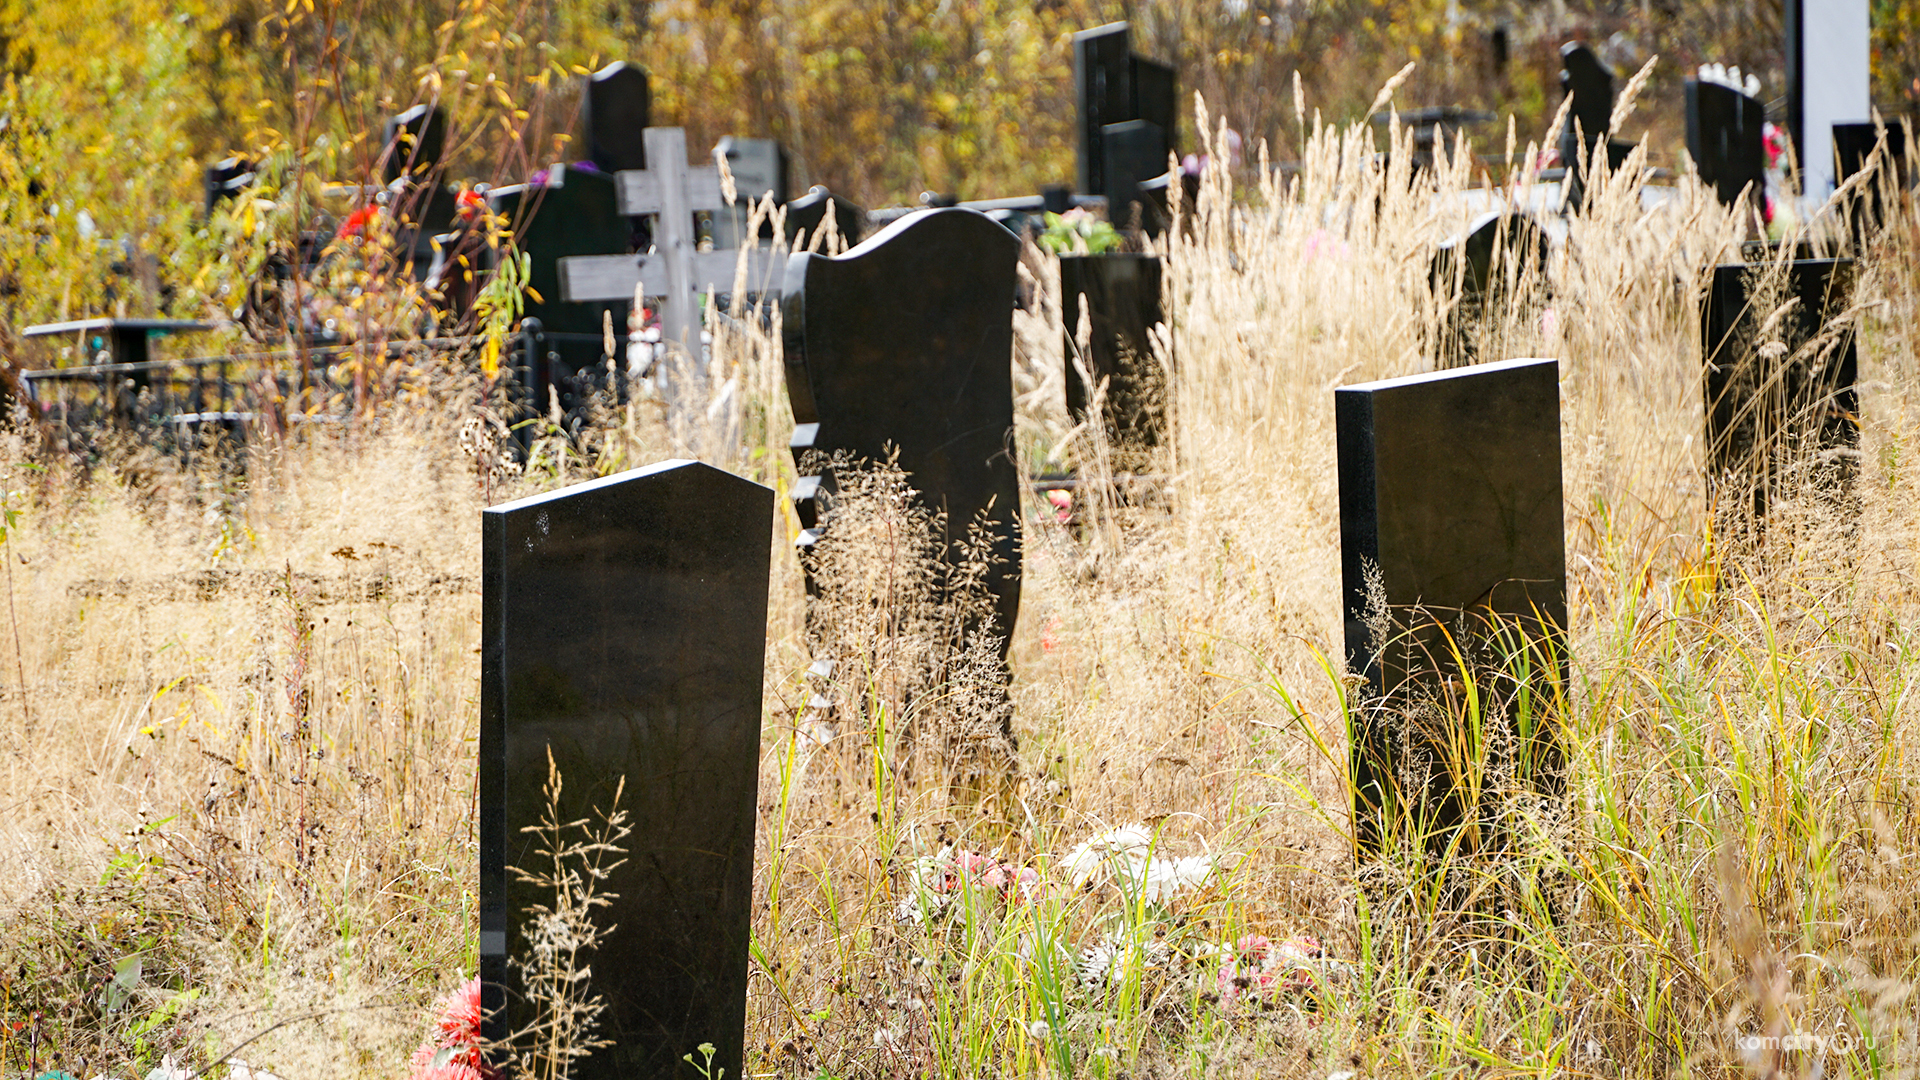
top-left (1101, 120), bottom-right (1169, 231)
top-left (783, 187), bottom-right (866, 249)
top-left (481, 459), bottom-right (772, 1080)
top-left (1061, 253), bottom-right (1166, 469)
top-left (1337, 358), bottom-right (1566, 855)
top-left (781, 208), bottom-right (1022, 669)
top-left (1428, 210), bottom-right (1550, 368)
top-left (382, 103), bottom-right (448, 184)
top-left (1074, 23), bottom-right (1133, 201)
top-left (204, 156), bottom-right (254, 217)
top-left (1557, 43), bottom-right (1635, 209)
top-left (1702, 258), bottom-right (1859, 519)
top-left (1074, 22), bottom-right (1178, 218)
top-left (581, 62), bottom-right (652, 174)
top-left (1833, 121), bottom-right (1909, 243)
top-left (488, 166), bottom-right (632, 416)
top-left (1686, 79), bottom-right (1767, 210)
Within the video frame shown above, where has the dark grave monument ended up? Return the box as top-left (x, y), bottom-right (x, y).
top-left (1833, 121), bottom-right (1909, 244)
top-left (581, 61), bottom-right (652, 173)
top-left (1702, 257), bottom-right (1859, 520)
top-left (488, 167), bottom-right (632, 422)
top-left (781, 208), bottom-right (1022, 688)
top-left (783, 187), bottom-right (866, 250)
top-left (1337, 357), bottom-right (1566, 857)
top-left (204, 156), bottom-right (254, 217)
top-left (378, 104), bottom-right (460, 276)
top-left (1074, 22), bottom-right (1179, 232)
top-left (1557, 43), bottom-right (1637, 210)
top-left (1685, 75), bottom-right (1767, 211)
top-left (1061, 253), bottom-right (1166, 471)
top-left (480, 459), bottom-right (772, 1080)
top-left (1428, 210), bottom-right (1551, 368)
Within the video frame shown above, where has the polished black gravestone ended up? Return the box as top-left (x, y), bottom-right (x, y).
top-left (204, 156), bottom-right (253, 217)
top-left (480, 459), bottom-right (771, 1080)
top-left (781, 208), bottom-right (1022, 667)
top-left (784, 187), bottom-right (866, 249)
top-left (1702, 258), bottom-right (1859, 519)
top-left (1337, 358), bottom-right (1566, 855)
top-left (1685, 78), bottom-right (1766, 210)
top-left (1834, 121), bottom-right (1909, 244)
top-left (380, 105), bottom-right (460, 275)
top-left (1428, 210), bottom-right (1550, 368)
top-left (1557, 43), bottom-right (1636, 209)
top-left (488, 166), bottom-right (632, 417)
top-left (581, 61), bottom-right (652, 174)
top-left (1061, 253), bottom-right (1166, 469)
top-left (382, 103), bottom-right (448, 184)
top-left (1074, 22), bottom-right (1178, 218)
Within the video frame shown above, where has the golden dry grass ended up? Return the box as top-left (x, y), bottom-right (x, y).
top-left (1, 94), bottom-right (1919, 1080)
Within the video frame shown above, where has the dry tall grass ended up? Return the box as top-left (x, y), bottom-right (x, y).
top-left (2, 82), bottom-right (1919, 1080)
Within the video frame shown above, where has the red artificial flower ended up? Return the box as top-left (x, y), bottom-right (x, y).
top-left (337, 204), bottom-right (380, 239)
top-left (408, 978), bottom-right (495, 1080)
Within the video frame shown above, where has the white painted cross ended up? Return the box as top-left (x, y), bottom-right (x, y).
top-left (557, 127), bottom-right (778, 358)
top-left (1789, 0), bottom-right (1871, 201)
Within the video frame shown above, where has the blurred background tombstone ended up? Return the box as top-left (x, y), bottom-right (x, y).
top-left (379, 104), bottom-right (459, 278)
top-left (710, 135), bottom-right (789, 248)
top-left (581, 61), bottom-right (652, 174)
top-left (1060, 252), bottom-right (1166, 472)
top-left (1074, 21), bottom-right (1179, 233)
top-left (1832, 121), bottom-right (1910, 245)
top-left (1337, 358), bottom-right (1566, 858)
top-left (1557, 43), bottom-right (1636, 210)
top-left (487, 166), bottom-right (632, 427)
top-left (783, 186), bottom-right (866, 251)
top-left (480, 459), bottom-right (772, 1080)
top-left (1685, 69), bottom-right (1767, 213)
top-left (1702, 257), bottom-right (1859, 522)
top-left (1428, 210), bottom-right (1551, 369)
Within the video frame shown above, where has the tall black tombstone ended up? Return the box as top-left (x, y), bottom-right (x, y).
top-left (382, 103), bottom-right (448, 184)
top-left (481, 459), bottom-right (772, 1080)
top-left (488, 166), bottom-right (632, 419)
top-left (1061, 253), bottom-right (1166, 470)
top-left (581, 61), bottom-right (652, 174)
top-left (1557, 43), bottom-right (1634, 210)
top-left (1686, 79), bottom-right (1767, 211)
top-left (1337, 358), bottom-right (1566, 856)
top-left (380, 104), bottom-right (459, 276)
top-left (1833, 121), bottom-right (1909, 244)
top-left (1702, 258), bottom-right (1859, 519)
top-left (781, 208), bottom-right (1022, 672)
top-left (1074, 23), bottom-right (1133, 201)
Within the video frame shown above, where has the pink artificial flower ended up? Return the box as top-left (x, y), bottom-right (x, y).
top-left (1303, 228), bottom-right (1349, 263)
top-left (1047, 489), bottom-right (1072, 524)
top-left (408, 978), bottom-right (495, 1080)
top-left (1538, 306), bottom-right (1559, 338)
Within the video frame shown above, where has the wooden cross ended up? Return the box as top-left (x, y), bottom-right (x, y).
top-left (557, 127), bottom-right (778, 360)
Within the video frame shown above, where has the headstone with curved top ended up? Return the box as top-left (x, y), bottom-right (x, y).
top-left (781, 207), bottom-right (1023, 678)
